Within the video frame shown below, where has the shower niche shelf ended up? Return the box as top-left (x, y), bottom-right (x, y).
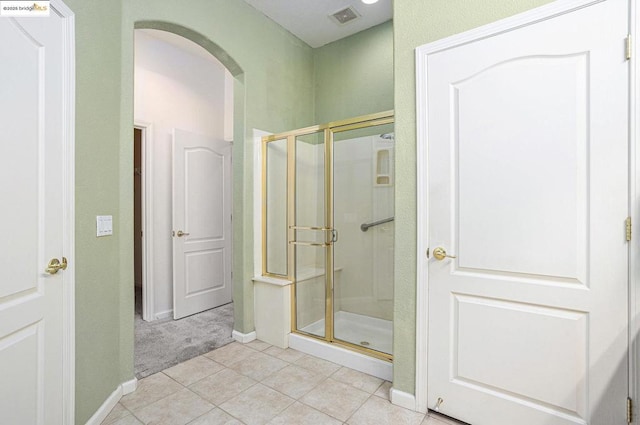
top-left (375, 148), bottom-right (392, 186)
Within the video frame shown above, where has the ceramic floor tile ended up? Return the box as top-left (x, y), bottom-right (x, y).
top-left (347, 395), bottom-right (425, 425)
top-left (219, 383), bottom-right (294, 425)
top-left (189, 368), bottom-right (257, 406)
top-left (133, 388), bottom-right (214, 425)
top-left (299, 378), bottom-right (370, 422)
top-left (374, 381), bottom-right (392, 400)
top-left (294, 354), bottom-right (341, 376)
top-left (246, 339), bottom-right (272, 351)
top-left (107, 415), bottom-right (144, 425)
top-left (187, 407), bottom-right (243, 425)
top-left (163, 355), bottom-right (225, 386)
top-left (101, 403), bottom-right (131, 424)
top-left (263, 346), bottom-right (305, 363)
top-left (422, 413), bottom-right (468, 425)
top-left (267, 401), bottom-right (342, 425)
top-left (261, 364), bottom-right (326, 399)
top-left (203, 342), bottom-right (256, 367)
top-left (331, 367), bottom-right (384, 393)
top-left (229, 350), bottom-right (288, 381)
top-left (120, 372), bottom-right (183, 412)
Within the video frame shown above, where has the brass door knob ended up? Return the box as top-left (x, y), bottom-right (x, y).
top-left (432, 247), bottom-right (456, 261)
top-left (45, 257), bottom-right (68, 274)
top-left (176, 230), bottom-right (190, 237)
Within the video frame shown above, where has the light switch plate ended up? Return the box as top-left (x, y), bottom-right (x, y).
top-left (97, 215), bottom-right (113, 237)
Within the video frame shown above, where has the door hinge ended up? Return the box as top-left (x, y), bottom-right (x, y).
top-left (627, 34), bottom-right (632, 60)
top-left (627, 217), bottom-right (632, 241)
top-left (628, 397), bottom-right (633, 423)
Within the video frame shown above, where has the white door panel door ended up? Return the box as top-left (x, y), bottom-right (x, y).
top-left (0, 6), bottom-right (71, 425)
top-left (173, 129), bottom-right (232, 319)
top-left (422, 1), bottom-right (629, 424)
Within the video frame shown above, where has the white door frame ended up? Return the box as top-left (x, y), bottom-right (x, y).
top-left (133, 122), bottom-right (154, 322)
top-left (630, 0), bottom-right (640, 417)
top-left (50, 0), bottom-right (76, 422)
top-left (415, 0), bottom-right (638, 416)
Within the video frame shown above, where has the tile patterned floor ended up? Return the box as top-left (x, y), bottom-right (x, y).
top-left (102, 340), bottom-right (462, 425)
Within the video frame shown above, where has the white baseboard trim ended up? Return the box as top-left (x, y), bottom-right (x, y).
top-left (232, 329), bottom-right (256, 343)
top-left (155, 309), bottom-right (173, 320)
top-left (121, 377), bottom-right (138, 395)
top-left (84, 378), bottom-right (137, 425)
top-left (390, 387), bottom-right (417, 411)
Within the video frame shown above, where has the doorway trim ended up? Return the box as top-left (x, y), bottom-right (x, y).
top-left (134, 121), bottom-right (154, 321)
top-left (50, 0), bottom-right (76, 422)
top-left (630, 0), bottom-right (640, 418)
top-left (415, 0), bottom-right (636, 415)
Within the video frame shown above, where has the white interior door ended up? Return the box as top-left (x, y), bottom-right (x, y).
top-left (172, 129), bottom-right (232, 319)
top-left (0, 5), bottom-right (74, 425)
top-left (421, 1), bottom-right (629, 424)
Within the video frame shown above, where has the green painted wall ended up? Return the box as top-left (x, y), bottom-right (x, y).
top-left (69, 0), bottom-right (315, 422)
top-left (392, 0), bottom-right (554, 395)
top-left (120, 0), bottom-right (315, 338)
top-left (314, 21), bottom-right (393, 124)
top-left (68, 0), bottom-right (568, 420)
top-left (64, 0), bottom-right (129, 423)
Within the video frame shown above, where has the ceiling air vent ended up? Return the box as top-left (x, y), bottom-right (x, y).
top-left (330, 6), bottom-right (360, 25)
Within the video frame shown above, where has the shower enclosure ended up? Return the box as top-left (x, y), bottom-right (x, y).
top-left (262, 111), bottom-right (394, 361)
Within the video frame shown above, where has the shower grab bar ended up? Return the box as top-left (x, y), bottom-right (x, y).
top-left (360, 217), bottom-right (394, 232)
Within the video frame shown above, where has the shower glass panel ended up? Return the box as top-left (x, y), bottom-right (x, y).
top-left (261, 111), bottom-right (394, 361)
top-left (294, 131), bottom-right (328, 338)
top-left (265, 138), bottom-right (288, 276)
top-left (332, 123), bottom-right (394, 355)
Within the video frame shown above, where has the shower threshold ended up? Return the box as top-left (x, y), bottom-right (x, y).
top-left (289, 331), bottom-right (393, 381)
top-left (300, 311), bottom-right (393, 355)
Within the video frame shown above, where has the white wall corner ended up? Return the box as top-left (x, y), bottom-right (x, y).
top-left (121, 377), bottom-right (138, 395)
top-left (85, 378), bottom-right (138, 424)
top-left (390, 387), bottom-right (417, 411)
top-left (232, 329), bottom-right (257, 343)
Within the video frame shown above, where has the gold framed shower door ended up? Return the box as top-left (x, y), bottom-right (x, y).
top-left (262, 110), bottom-right (394, 362)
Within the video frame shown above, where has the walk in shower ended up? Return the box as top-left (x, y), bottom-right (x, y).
top-left (262, 111), bottom-right (394, 361)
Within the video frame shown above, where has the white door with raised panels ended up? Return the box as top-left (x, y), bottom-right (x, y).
top-left (0, 3), bottom-right (74, 425)
top-left (419, 0), bottom-right (629, 424)
top-left (172, 129), bottom-right (232, 319)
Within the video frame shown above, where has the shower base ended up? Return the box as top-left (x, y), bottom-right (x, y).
top-left (293, 311), bottom-right (393, 380)
top-left (299, 311), bottom-right (393, 355)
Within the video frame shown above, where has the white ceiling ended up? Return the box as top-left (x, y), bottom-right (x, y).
top-left (242, 0), bottom-right (392, 48)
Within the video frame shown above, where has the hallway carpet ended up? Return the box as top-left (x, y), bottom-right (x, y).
top-left (134, 302), bottom-right (234, 379)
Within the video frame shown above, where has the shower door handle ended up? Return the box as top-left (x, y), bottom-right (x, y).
top-left (289, 225), bottom-right (336, 246)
